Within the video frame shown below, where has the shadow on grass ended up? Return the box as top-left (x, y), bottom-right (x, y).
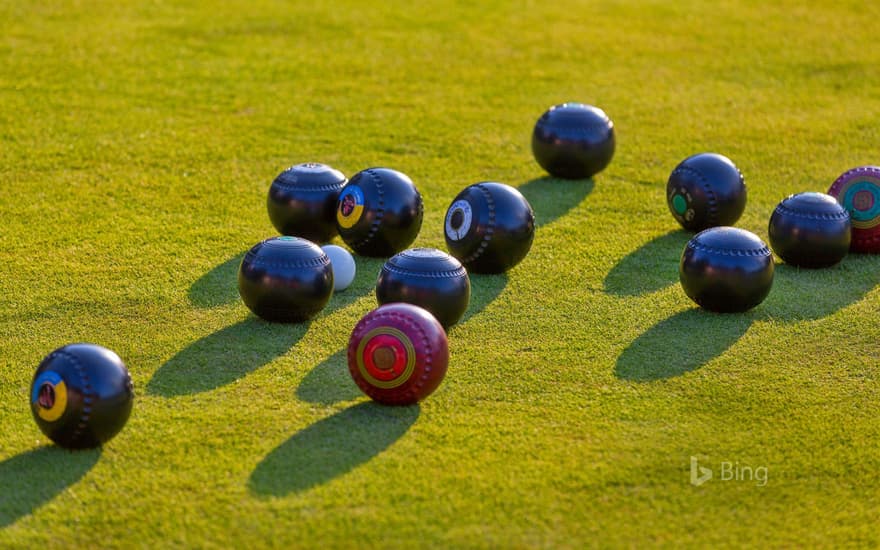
top-left (616, 254), bottom-right (880, 381)
top-left (459, 272), bottom-right (508, 325)
top-left (0, 446), bottom-right (100, 528)
top-left (763, 255), bottom-right (880, 321)
top-left (189, 249), bottom-right (382, 310)
top-left (249, 401), bottom-right (419, 496)
top-left (604, 230), bottom-right (691, 296)
top-left (188, 251), bottom-right (245, 308)
top-left (296, 349), bottom-right (362, 405)
top-left (615, 309), bottom-right (754, 381)
top-left (146, 319), bottom-right (309, 397)
top-left (518, 176), bottom-right (594, 228)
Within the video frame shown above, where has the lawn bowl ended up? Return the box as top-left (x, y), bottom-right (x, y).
top-left (376, 248), bottom-right (470, 328)
top-left (680, 226), bottom-right (774, 312)
top-left (531, 103), bottom-right (615, 179)
top-left (768, 192), bottom-right (850, 268)
top-left (827, 165), bottom-right (880, 253)
top-left (348, 303), bottom-right (449, 405)
top-left (444, 182), bottom-right (535, 274)
top-left (667, 153), bottom-right (747, 232)
top-left (267, 162), bottom-right (348, 243)
top-left (336, 168), bottom-right (424, 257)
top-left (31, 343), bottom-right (134, 449)
top-left (238, 236), bottom-right (333, 322)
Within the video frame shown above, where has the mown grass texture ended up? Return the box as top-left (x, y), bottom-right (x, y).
top-left (1, 0), bottom-right (879, 547)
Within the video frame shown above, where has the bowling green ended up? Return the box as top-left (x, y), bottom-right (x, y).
top-left (0, 0), bottom-right (877, 547)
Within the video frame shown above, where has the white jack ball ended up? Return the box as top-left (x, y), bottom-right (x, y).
top-left (321, 244), bottom-right (356, 292)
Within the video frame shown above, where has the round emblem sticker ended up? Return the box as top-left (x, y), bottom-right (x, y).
top-left (406, 248), bottom-right (443, 258)
top-left (296, 162), bottom-right (326, 172)
top-left (355, 327), bottom-right (416, 389)
top-left (842, 181), bottom-right (880, 228)
top-left (31, 370), bottom-right (68, 422)
top-left (337, 186), bottom-right (365, 229)
top-left (445, 199), bottom-right (473, 241)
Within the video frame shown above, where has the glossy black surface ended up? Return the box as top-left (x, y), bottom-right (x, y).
top-left (267, 163), bottom-right (348, 243)
top-left (666, 153), bottom-right (746, 231)
top-left (679, 227), bottom-right (774, 312)
top-left (31, 343), bottom-right (134, 449)
top-left (376, 248), bottom-right (471, 328)
top-left (444, 182), bottom-right (535, 274)
top-left (769, 192), bottom-right (851, 268)
top-left (335, 168), bottom-right (423, 257)
top-left (531, 103), bottom-right (615, 179)
top-left (238, 237), bottom-right (333, 322)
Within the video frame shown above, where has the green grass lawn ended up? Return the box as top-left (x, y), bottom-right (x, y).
top-left (2, 0), bottom-right (879, 546)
